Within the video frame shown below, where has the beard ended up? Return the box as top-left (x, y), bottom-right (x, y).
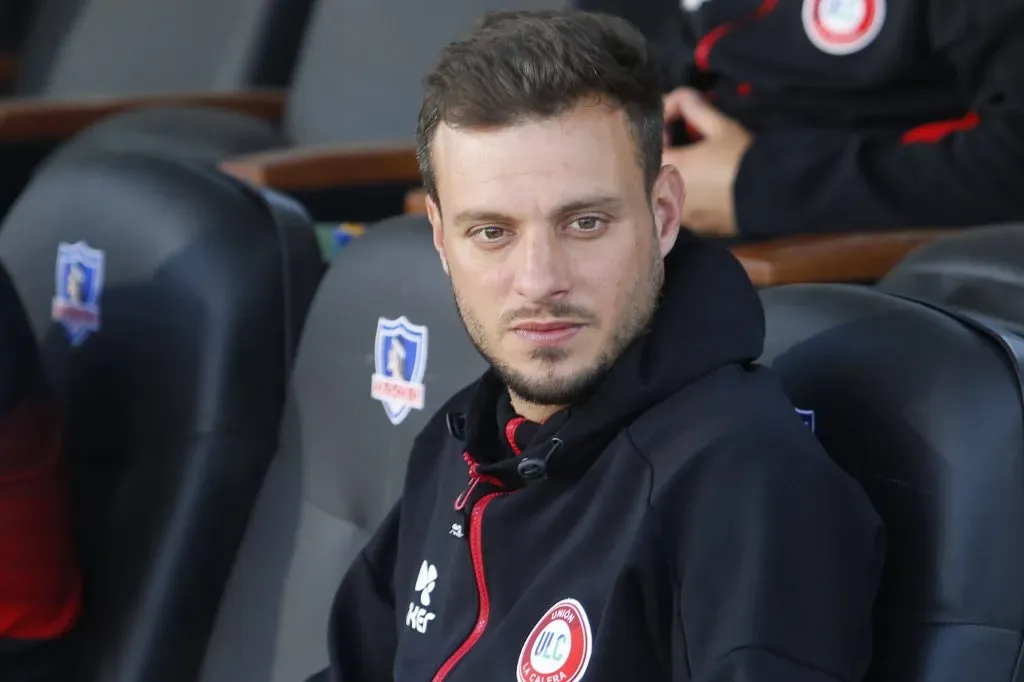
top-left (452, 239), bottom-right (664, 408)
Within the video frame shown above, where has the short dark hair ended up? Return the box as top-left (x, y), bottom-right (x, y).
top-left (416, 10), bottom-right (664, 202)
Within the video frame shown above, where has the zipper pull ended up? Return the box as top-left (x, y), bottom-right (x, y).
top-left (451, 453), bottom-right (479, 541)
top-left (454, 452), bottom-right (480, 512)
top-left (454, 472), bottom-right (481, 512)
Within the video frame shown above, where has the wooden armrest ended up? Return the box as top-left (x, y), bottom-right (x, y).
top-left (0, 54), bottom-right (16, 88)
top-left (731, 230), bottom-right (958, 287)
top-left (219, 141), bottom-right (420, 190)
top-left (0, 89), bottom-right (286, 142)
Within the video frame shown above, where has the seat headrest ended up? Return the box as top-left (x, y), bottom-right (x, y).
top-left (292, 214), bottom-right (486, 523)
top-left (42, 0), bottom-right (316, 96)
top-left (759, 283), bottom-right (1024, 681)
top-left (880, 224), bottom-right (1024, 336)
top-left (0, 153), bottom-right (324, 681)
top-left (0, 153), bottom-right (307, 436)
top-left (285, 0), bottom-right (571, 144)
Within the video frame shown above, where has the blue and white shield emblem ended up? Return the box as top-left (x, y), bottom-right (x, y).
top-left (51, 241), bottom-right (105, 347)
top-left (370, 316), bottom-right (429, 425)
top-left (795, 407), bottom-right (816, 433)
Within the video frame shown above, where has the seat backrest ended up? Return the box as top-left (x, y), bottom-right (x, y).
top-left (758, 283), bottom-right (1024, 682)
top-left (0, 0), bottom-right (36, 51)
top-left (198, 215), bottom-right (486, 682)
top-left (10, 0), bottom-right (86, 95)
top-left (22, 0), bottom-right (315, 98)
top-left (0, 154), bottom-right (324, 682)
top-left (283, 0), bottom-right (570, 145)
top-left (879, 224), bottom-right (1024, 338)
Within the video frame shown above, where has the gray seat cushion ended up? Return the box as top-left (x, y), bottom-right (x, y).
top-left (198, 215), bottom-right (487, 682)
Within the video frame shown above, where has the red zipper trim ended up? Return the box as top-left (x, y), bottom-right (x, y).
top-left (432, 491), bottom-right (508, 681)
top-left (504, 417), bottom-right (526, 457)
top-left (694, 0), bottom-right (778, 71)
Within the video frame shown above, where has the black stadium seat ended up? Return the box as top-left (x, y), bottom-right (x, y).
top-left (0, 154), bottom-right (324, 682)
top-left (46, 0), bottom-right (569, 220)
top-left (197, 215), bottom-right (486, 682)
top-left (11, 0), bottom-right (311, 98)
top-left (879, 223), bottom-right (1024, 338)
top-left (0, 0), bottom-right (83, 94)
top-left (0, 0), bottom-right (316, 214)
top-left (758, 283), bottom-right (1024, 682)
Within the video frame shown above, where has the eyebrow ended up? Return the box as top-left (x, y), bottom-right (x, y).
top-left (452, 194), bottom-right (623, 225)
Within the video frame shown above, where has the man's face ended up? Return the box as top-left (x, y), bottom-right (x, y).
top-left (427, 101), bottom-right (683, 410)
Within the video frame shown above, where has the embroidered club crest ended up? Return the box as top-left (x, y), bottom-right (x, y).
top-left (795, 407), bottom-right (816, 433)
top-left (370, 316), bottom-right (428, 425)
top-left (517, 598), bottom-right (593, 682)
top-left (51, 241), bottom-right (105, 347)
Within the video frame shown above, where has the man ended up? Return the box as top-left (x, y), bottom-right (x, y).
top-left (314, 10), bottom-right (883, 681)
top-left (583, 0), bottom-right (1024, 239)
top-left (0, 263), bottom-right (81, 681)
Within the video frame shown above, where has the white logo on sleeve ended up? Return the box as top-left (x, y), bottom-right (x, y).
top-left (406, 560), bottom-right (438, 634)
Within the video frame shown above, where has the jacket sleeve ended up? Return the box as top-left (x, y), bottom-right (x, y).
top-left (733, 1), bottom-right (1024, 237)
top-left (574, 0), bottom-right (696, 91)
top-left (671, 434), bottom-right (885, 682)
top-left (308, 502), bottom-right (401, 682)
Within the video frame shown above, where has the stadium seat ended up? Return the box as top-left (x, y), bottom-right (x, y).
top-left (1, 0), bottom-right (85, 94)
top-left (10, 0), bottom-right (310, 99)
top-left (878, 223), bottom-right (1024, 337)
top-left (0, 153), bottom-right (324, 682)
top-left (49, 0), bottom-right (568, 221)
top-left (0, 0), bottom-right (35, 69)
top-left (197, 214), bottom-right (485, 682)
top-left (758, 283), bottom-right (1024, 681)
top-left (0, 0), bottom-right (315, 211)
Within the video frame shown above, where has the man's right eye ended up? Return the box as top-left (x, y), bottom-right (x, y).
top-left (474, 226), bottom-right (506, 242)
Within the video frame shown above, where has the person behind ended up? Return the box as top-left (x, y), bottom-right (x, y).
top-left (312, 10), bottom-right (884, 681)
top-left (581, 0), bottom-right (1024, 240)
top-left (0, 264), bottom-right (81, 681)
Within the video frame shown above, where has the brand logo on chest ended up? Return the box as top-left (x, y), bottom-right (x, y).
top-left (406, 560), bottom-right (438, 634)
top-left (517, 598), bottom-right (593, 682)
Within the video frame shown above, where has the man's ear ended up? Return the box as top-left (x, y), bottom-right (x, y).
top-left (651, 165), bottom-right (685, 258)
top-left (426, 193), bottom-right (449, 275)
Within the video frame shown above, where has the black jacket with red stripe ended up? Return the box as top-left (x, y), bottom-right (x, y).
top-left (0, 265), bottom-right (81, 681)
top-left (582, 0), bottom-right (1024, 237)
top-left (315, 236), bottom-right (885, 681)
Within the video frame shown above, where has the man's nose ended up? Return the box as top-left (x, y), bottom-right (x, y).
top-left (511, 228), bottom-right (571, 302)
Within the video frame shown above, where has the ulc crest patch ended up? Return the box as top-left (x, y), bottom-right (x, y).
top-left (517, 598), bottom-right (593, 682)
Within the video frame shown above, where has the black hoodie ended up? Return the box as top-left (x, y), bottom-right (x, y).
top-left (316, 236), bottom-right (884, 681)
top-left (580, 0), bottom-right (1024, 238)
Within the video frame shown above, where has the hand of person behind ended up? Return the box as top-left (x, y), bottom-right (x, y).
top-left (662, 87), bottom-right (753, 237)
